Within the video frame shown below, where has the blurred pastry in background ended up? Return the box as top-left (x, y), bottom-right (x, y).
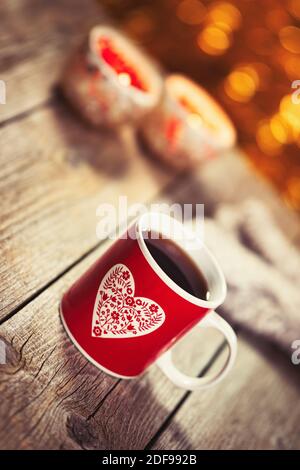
top-left (61, 26), bottom-right (163, 127)
top-left (140, 74), bottom-right (236, 169)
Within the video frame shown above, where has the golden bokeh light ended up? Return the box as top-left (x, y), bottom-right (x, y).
top-left (283, 55), bottom-right (300, 79)
top-left (287, 0), bottom-right (300, 20)
top-left (280, 94), bottom-right (300, 137)
top-left (270, 114), bottom-right (293, 145)
top-left (256, 120), bottom-right (282, 156)
top-left (279, 26), bottom-right (300, 54)
top-left (224, 65), bottom-right (258, 102)
top-left (103, 0), bottom-right (300, 211)
top-left (206, 1), bottom-right (242, 32)
top-left (197, 25), bottom-right (231, 55)
top-left (176, 0), bottom-right (206, 25)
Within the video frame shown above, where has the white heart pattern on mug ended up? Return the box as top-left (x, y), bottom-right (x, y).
top-left (91, 264), bottom-right (166, 338)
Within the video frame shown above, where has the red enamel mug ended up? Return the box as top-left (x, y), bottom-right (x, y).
top-left (60, 212), bottom-right (237, 391)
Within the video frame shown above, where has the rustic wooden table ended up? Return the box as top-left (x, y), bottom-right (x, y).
top-left (1, 0), bottom-right (300, 450)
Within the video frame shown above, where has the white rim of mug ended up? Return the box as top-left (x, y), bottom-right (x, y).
top-left (136, 212), bottom-right (227, 310)
top-left (89, 25), bottom-right (163, 107)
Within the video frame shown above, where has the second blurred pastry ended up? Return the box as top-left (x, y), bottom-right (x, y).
top-left (140, 74), bottom-right (236, 170)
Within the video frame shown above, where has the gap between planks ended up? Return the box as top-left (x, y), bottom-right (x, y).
top-left (0, 97), bottom-right (55, 131)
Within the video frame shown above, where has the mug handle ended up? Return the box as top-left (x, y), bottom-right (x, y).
top-left (156, 311), bottom-right (237, 391)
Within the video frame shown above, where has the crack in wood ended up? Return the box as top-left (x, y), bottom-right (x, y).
top-left (86, 379), bottom-right (121, 422)
top-left (32, 346), bottom-right (57, 381)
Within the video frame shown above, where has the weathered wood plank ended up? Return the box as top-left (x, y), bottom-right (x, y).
top-left (0, 0), bottom-right (105, 123)
top-left (0, 102), bottom-right (172, 321)
top-left (0, 238), bottom-right (224, 450)
top-left (2, 231), bottom-right (300, 450)
top-left (0, 241), bottom-right (117, 450)
top-left (152, 333), bottom-right (300, 450)
top-left (1, 142), bottom-right (299, 449)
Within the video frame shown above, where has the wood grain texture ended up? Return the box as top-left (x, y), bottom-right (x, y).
top-left (0, 0), bottom-right (105, 123)
top-left (0, 153), bottom-right (299, 449)
top-left (152, 333), bottom-right (300, 450)
top-left (0, 102), bottom-right (172, 321)
top-left (0, 239), bottom-right (223, 450)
